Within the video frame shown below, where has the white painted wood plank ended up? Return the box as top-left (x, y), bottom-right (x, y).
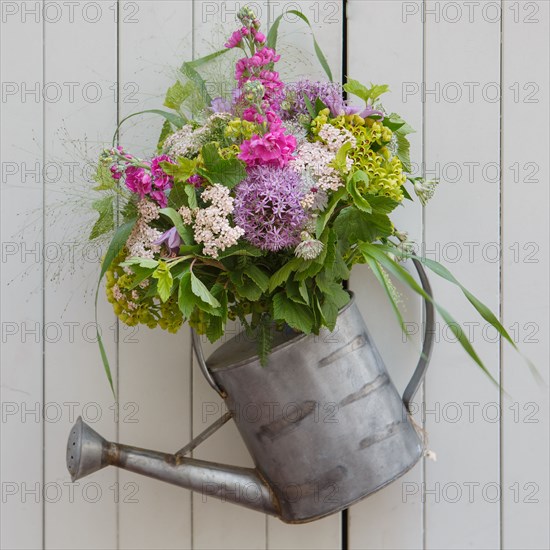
top-left (346, 2), bottom-right (425, 549)
top-left (502, 2), bottom-right (549, 549)
top-left (264, 1), bottom-right (344, 548)
top-left (43, 4), bottom-right (118, 548)
top-left (424, 1), bottom-right (501, 548)
top-left (191, 2), bottom-right (268, 548)
top-left (0, 2), bottom-right (44, 548)
top-left (117, 2), bottom-right (194, 549)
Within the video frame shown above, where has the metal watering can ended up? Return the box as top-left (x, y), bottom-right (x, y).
top-left (67, 260), bottom-right (434, 524)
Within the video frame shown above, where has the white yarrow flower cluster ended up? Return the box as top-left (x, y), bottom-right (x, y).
top-left (318, 123), bottom-right (356, 154)
top-left (163, 125), bottom-right (199, 158)
top-left (179, 184), bottom-right (244, 259)
top-left (126, 199), bottom-right (162, 259)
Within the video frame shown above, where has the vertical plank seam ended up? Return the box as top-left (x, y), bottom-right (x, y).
top-left (42, 0), bottom-right (47, 546)
top-left (190, 5), bottom-right (196, 549)
top-left (342, 1), bottom-right (349, 549)
top-left (498, 1), bottom-right (504, 548)
top-left (421, 1), bottom-right (427, 548)
top-left (116, 1), bottom-right (121, 549)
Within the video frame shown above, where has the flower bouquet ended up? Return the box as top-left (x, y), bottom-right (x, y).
top-left (90, 8), bottom-right (528, 391)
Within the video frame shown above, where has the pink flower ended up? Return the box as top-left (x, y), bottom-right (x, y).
top-left (151, 155), bottom-right (174, 191)
top-left (225, 29), bottom-right (243, 49)
top-left (125, 166), bottom-right (152, 198)
top-left (150, 189), bottom-right (168, 208)
top-left (252, 29), bottom-right (266, 43)
top-left (239, 128), bottom-right (297, 168)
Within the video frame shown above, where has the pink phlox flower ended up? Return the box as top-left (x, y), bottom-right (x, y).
top-left (125, 166), bottom-right (152, 198)
top-left (239, 128), bottom-right (297, 168)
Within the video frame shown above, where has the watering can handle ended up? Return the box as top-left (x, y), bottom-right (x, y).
top-left (192, 329), bottom-right (227, 398)
top-left (402, 258), bottom-right (435, 413)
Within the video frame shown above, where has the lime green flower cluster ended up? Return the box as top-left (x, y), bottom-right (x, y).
top-left (106, 250), bottom-right (183, 333)
top-left (312, 110), bottom-right (406, 202)
top-left (225, 118), bottom-right (257, 142)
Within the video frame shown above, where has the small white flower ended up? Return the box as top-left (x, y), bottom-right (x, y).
top-left (295, 237), bottom-right (324, 260)
top-left (414, 179), bottom-right (438, 206)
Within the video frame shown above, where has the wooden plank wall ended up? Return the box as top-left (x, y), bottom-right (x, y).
top-left (1, 1), bottom-right (548, 549)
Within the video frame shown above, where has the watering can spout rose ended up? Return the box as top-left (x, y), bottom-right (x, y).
top-left (67, 263), bottom-right (435, 524)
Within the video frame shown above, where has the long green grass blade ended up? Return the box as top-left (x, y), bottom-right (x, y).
top-left (267, 10), bottom-right (333, 81)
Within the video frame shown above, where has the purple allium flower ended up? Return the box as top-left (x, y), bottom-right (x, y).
top-left (234, 166), bottom-right (307, 251)
top-left (281, 80), bottom-right (345, 119)
top-left (210, 96), bottom-right (233, 113)
top-left (153, 227), bottom-right (182, 255)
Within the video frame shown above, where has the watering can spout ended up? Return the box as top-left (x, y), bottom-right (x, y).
top-left (66, 417), bottom-right (278, 516)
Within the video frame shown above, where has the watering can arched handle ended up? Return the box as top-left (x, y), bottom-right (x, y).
top-left (192, 329), bottom-right (227, 398)
top-left (402, 259), bottom-right (435, 413)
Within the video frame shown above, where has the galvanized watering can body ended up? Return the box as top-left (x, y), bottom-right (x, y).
top-left (68, 260), bottom-right (434, 524)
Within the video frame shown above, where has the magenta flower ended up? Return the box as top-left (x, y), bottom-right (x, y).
top-left (125, 166), bottom-right (152, 198)
top-left (225, 29), bottom-right (244, 49)
top-left (252, 29), bottom-right (266, 43)
top-left (187, 174), bottom-right (205, 188)
top-left (151, 155), bottom-right (175, 191)
top-left (238, 128), bottom-right (297, 168)
top-left (234, 166), bottom-right (307, 251)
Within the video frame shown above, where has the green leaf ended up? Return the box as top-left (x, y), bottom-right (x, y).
top-left (92, 162), bottom-right (117, 191)
top-left (190, 272), bottom-right (220, 308)
top-left (178, 270), bottom-right (194, 319)
top-left (217, 243), bottom-right (264, 259)
top-left (316, 187), bottom-right (347, 238)
top-left (269, 258), bottom-right (302, 292)
top-left (368, 195), bottom-right (400, 214)
top-left (185, 185), bottom-right (198, 209)
top-left (159, 207), bottom-right (194, 244)
top-left (267, 10), bottom-right (333, 81)
top-left (333, 207), bottom-right (393, 246)
top-left (286, 279), bottom-right (309, 306)
top-left (152, 262), bottom-right (174, 303)
top-left (94, 218), bottom-right (136, 396)
top-left (121, 257), bottom-right (159, 269)
top-left (197, 143), bottom-right (247, 188)
top-left (257, 314), bottom-right (274, 367)
top-left (168, 181), bottom-right (192, 210)
top-left (395, 131), bottom-right (412, 172)
top-left (333, 142), bottom-right (353, 174)
top-left (90, 196), bottom-right (115, 240)
top-left (126, 265), bottom-right (156, 290)
top-left (99, 219), bottom-right (136, 282)
top-left (364, 256), bottom-right (409, 337)
top-left (164, 80), bottom-right (192, 111)
top-left (272, 293), bottom-right (314, 334)
top-left (361, 244), bottom-right (499, 386)
top-left (157, 119), bottom-right (173, 153)
top-left (347, 171), bottom-right (372, 213)
top-left (161, 157), bottom-right (197, 184)
top-left (384, 113), bottom-right (415, 134)
top-left (234, 277), bottom-right (263, 301)
top-left (179, 62), bottom-right (213, 107)
top-left (245, 265), bottom-right (270, 293)
top-left (303, 93), bottom-right (316, 118)
top-left (344, 79), bottom-right (390, 104)
top-left (206, 314), bottom-right (224, 343)
top-left (315, 97), bottom-right (328, 115)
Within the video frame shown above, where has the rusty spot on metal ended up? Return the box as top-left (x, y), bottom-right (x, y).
top-left (317, 334), bottom-right (367, 368)
top-left (359, 421), bottom-right (407, 450)
top-left (339, 373), bottom-right (389, 407)
top-left (259, 400), bottom-right (317, 441)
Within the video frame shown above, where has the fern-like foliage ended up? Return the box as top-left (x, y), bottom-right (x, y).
top-left (257, 313), bottom-right (274, 367)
